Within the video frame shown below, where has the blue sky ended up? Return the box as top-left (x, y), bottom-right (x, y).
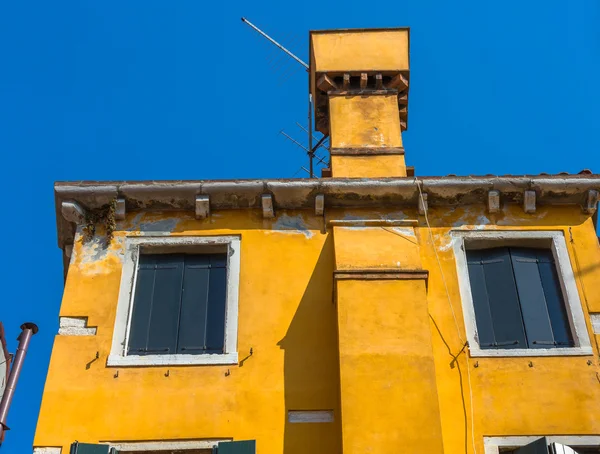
top-left (1, 1), bottom-right (599, 451)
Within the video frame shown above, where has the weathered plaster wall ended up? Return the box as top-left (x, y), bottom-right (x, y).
top-left (35, 210), bottom-right (341, 454)
top-left (419, 205), bottom-right (600, 453)
top-left (35, 204), bottom-right (600, 453)
top-left (328, 95), bottom-right (406, 178)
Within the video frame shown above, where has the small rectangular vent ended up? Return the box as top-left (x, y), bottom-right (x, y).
top-left (288, 410), bottom-right (334, 423)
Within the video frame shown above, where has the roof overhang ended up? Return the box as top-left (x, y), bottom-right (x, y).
top-left (55, 174), bottom-right (600, 249)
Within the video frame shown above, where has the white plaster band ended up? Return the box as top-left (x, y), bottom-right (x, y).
top-left (58, 317), bottom-right (97, 336)
top-left (590, 314), bottom-right (600, 334)
top-left (288, 410), bottom-right (334, 423)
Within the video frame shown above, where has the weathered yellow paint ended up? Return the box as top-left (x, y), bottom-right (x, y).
top-left (333, 223), bottom-right (444, 453)
top-left (328, 95), bottom-right (406, 177)
top-left (34, 204), bottom-right (600, 454)
top-left (35, 211), bottom-right (342, 454)
top-left (310, 29), bottom-right (409, 73)
top-left (329, 96), bottom-right (402, 149)
top-left (310, 29), bottom-right (409, 179)
top-left (333, 226), bottom-right (419, 269)
top-left (336, 279), bottom-right (445, 454)
top-left (330, 155), bottom-right (407, 178)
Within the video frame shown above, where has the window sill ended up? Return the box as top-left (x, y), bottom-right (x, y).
top-left (107, 352), bottom-right (239, 367)
top-left (469, 346), bottom-right (593, 357)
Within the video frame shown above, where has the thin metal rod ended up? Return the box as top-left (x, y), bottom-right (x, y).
top-left (241, 17), bottom-right (309, 70)
top-left (280, 131), bottom-right (310, 152)
top-left (308, 94), bottom-right (314, 178)
top-left (295, 124), bottom-right (330, 153)
top-left (311, 135), bottom-right (328, 154)
top-left (0, 323), bottom-right (38, 444)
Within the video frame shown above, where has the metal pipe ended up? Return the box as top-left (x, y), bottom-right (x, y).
top-left (308, 94), bottom-right (314, 178)
top-left (0, 322), bottom-right (38, 444)
top-left (241, 17), bottom-right (309, 70)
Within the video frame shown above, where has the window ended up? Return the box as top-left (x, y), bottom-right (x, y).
top-left (128, 253), bottom-right (227, 356)
top-left (452, 231), bottom-right (592, 357)
top-left (485, 436), bottom-right (600, 454)
top-left (108, 236), bottom-right (241, 367)
top-left (467, 247), bottom-right (572, 350)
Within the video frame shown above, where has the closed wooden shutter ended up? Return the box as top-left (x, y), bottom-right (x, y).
top-left (177, 255), bottom-right (211, 354)
top-left (128, 254), bottom-right (185, 355)
top-left (217, 440), bottom-right (256, 454)
top-left (177, 254), bottom-right (227, 353)
top-left (510, 248), bottom-right (555, 348)
top-left (466, 250), bottom-right (496, 348)
top-left (70, 442), bottom-right (118, 453)
top-left (467, 247), bottom-right (527, 349)
top-left (205, 255), bottom-right (227, 352)
top-left (536, 249), bottom-right (573, 346)
top-left (467, 246), bottom-right (573, 350)
top-left (128, 253), bottom-right (228, 356)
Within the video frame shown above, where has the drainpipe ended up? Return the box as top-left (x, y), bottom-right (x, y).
top-left (0, 322), bottom-right (38, 444)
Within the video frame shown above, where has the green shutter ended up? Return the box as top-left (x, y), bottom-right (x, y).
top-left (466, 249), bottom-right (497, 348)
top-left (128, 254), bottom-right (185, 355)
top-left (514, 437), bottom-right (550, 454)
top-left (146, 254), bottom-right (185, 354)
top-left (70, 442), bottom-right (118, 453)
top-left (510, 248), bottom-right (555, 348)
top-left (217, 440), bottom-right (256, 454)
top-left (536, 249), bottom-right (573, 346)
top-left (480, 248), bottom-right (527, 348)
top-left (205, 255), bottom-right (228, 352)
top-left (177, 255), bottom-right (211, 353)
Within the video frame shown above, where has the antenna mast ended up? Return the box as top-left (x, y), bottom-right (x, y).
top-left (242, 17), bottom-right (326, 178)
top-left (241, 18), bottom-right (309, 70)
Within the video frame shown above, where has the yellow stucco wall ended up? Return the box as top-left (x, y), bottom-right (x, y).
top-left (35, 204), bottom-right (600, 453)
top-left (329, 96), bottom-right (403, 150)
top-left (328, 95), bottom-right (406, 177)
top-left (35, 211), bottom-right (342, 454)
top-left (311, 29), bottom-right (409, 73)
top-left (330, 155), bottom-right (407, 178)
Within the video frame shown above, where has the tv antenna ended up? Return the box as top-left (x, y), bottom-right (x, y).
top-left (241, 17), bottom-right (328, 178)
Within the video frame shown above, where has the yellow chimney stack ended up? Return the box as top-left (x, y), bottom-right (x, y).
top-left (310, 28), bottom-right (410, 178)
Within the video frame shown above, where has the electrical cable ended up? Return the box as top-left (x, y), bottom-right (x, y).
top-left (415, 178), bottom-right (477, 454)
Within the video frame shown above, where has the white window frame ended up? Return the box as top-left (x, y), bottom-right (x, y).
top-left (484, 435), bottom-right (600, 454)
top-left (451, 230), bottom-right (592, 357)
top-left (108, 235), bottom-right (241, 366)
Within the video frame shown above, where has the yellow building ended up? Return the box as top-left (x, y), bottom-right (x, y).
top-left (34, 28), bottom-right (600, 454)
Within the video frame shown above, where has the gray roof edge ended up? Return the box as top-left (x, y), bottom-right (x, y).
top-left (54, 175), bottom-right (600, 249)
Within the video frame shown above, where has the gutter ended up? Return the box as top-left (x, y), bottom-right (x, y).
top-left (54, 175), bottom-right (600, 249)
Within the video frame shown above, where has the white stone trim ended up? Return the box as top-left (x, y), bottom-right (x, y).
top-left (108, 235), bottom-right (241, 367)
top-left (451, 230), bottom-right (593, 357)
top-left (195, 195), bottom-right (210, 219)
top-left (33, 448), bottom-right (62, 454)
top-left (487, 190), bottom-right (500, 213)
top-left (61, 201), bottom-right (85, 224)
top-left (288, 410), bottom-right (334, 423)
top-left (591, 314), bottom-right (600, 334)
top-left (115, 198), bottom-right (126, 220)
top-left (58, 317), bottom-right (97, 336)
top-left (484, 435), bottom-right (600, 454)
top-left (109, 439), bottom-right (229, 451)
top-left (261, 194), bottom-right (274, 218)
top-left (523, 190), bottom-right (536, 213)
top-left (315, 194), bottom-right (324, 216)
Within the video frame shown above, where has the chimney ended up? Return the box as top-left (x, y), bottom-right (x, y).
top-left (310, 28), bottom-right (410, 178)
